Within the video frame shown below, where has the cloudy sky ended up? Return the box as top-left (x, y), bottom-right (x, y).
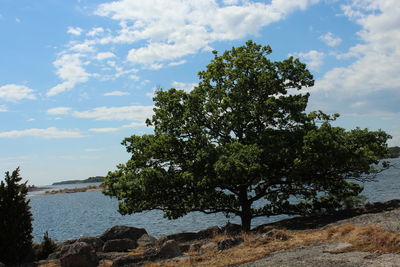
top-left (1, 0), bottom-right (399, 185)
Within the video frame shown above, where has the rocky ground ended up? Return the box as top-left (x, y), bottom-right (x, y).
top-left (14, 199), bottom-right (400, 267)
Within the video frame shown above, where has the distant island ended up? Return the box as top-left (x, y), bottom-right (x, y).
top-left (52, 176), bottom-right (105, 185)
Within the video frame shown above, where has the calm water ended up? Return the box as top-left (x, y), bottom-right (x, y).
top-left (29, 159), bottom-right (400, 242)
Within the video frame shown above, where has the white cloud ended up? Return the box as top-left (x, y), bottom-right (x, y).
top-left (316, 0), bottom-right (400, 96)
top-left (292, 50), bottom-right (324, 70)
top-left (319, 32), bottom-right (342, 47)
top-left (0, 105), bottom-right (7, 112)
top-left (96, 52), bottom-right (116, 60)
top-left (70, 42), bottom-right (95, 53)
top-left (47, 107), bottom-right (72, 115)
top-left (168, 60), bottom-right (187, 66)
top-left (0, 84), bottom-right (36, 102)
top-left (0, 127), bottom-right (84, 139)
top-left (87, 27), bottom-right (104, 37)
top-left (67, 26), bottom-right (83, 36)
top-left (171, 81), bottom-right (197, 92)
top-left (122, 121), bottom-right (147, 128)
top-left (94, 0), bottom-right (320, 66)
top-left (88, 127), bottom-right (120, 132)
top-left (103, 91), bottom-right (129, 96)
top-left (47, 53), bottom-right (90, 96)
top-left (73, 105), bottom-right (154, 121)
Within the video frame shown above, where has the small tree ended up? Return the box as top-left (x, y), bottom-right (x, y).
top-left (35, 231), bottom-right (57, 260)
top-left (103, 41), bottom-right (390, 231)
top-left (0, 168), bottom-right (33, 264)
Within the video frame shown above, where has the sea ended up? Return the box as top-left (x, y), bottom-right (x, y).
top-left (28, 158), bottom-right (400, 242)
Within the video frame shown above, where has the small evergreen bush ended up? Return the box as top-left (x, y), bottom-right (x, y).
top-left (0, 168), bottom-right (33, 264)
top-left (35, 231), bottom-right (57, 260)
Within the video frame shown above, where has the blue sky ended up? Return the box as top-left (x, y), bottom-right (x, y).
top-left (1, 0), bottom-right (399, 185)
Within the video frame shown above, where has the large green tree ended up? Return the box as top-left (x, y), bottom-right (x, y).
top-left (0, 168), bottom-right (33, 264)
top-left (103, 41), bottom-right (390, 231)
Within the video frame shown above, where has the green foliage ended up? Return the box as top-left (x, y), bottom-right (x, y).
top-left (103, 41), bottom-right (390, 231)
top-left (0, 168), bottom-right (33, 264)
top-left (34, 231), bottom-right (57, 260)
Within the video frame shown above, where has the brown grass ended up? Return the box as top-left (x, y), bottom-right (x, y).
top-left (146, 223), bottom-right (400, 267)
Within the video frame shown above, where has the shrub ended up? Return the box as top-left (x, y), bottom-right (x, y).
top-left (35, 231), bottom-right (57, 260)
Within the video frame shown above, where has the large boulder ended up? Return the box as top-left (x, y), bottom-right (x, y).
top-left (136, 234), bottom-right (157, 248)
top-left (111, 248), bottom-right (159, 267)
top-left (59, 242), bottom-right (98, 267)
top-left (103, 238), bottom-right (137, 252)
top-left (76, 236), bottom-right (104, 252)
top-left (222, 222), bottom-right (242, 236)
top-left (159, 232), bottom-right (198, 244)
top-left (197, 226), bottom-right (222, 239)
top-left (158, 240), bottom-right (182, 259)
top-left (100, 225), bottom-right (147, 242)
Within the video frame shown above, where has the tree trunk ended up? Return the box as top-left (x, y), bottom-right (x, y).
top-left (240, 213), bottom-right (252, 232)
top-left (239, 189), bottom-right (252, 231)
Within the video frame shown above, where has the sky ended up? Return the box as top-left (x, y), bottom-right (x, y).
top-left (1, 0), bottom-right (399, 185)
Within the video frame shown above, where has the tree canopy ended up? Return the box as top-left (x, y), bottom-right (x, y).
top-left (103, 41), bottom-right (390, 231)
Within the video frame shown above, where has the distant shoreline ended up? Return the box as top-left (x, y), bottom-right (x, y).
top-left (41, 185), bottom-right (103, 195)
top-left (52, 176), bottom-right (104, 185)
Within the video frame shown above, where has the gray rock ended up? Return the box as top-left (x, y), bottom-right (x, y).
top-left (48, 251), bottom-right (61, 259)
top-left (217, 237), bottom-right (244, 250)
top-left (197, 226), bottom-right (222, 239)
top-left (76, 236), bottom-right (104, 252)
top-left (96, 252), bottom-right (129, 261)
top-left (164, 232), bottom-right (199, 243)
top-left (111, 248), bottom-right (159, 267)
top-left (0, 262), bottom-right (5, 267)
top-left (103, 238), bottom-right (137, 252)
top-left (100, 225), bottom-right (147, 242)
top-left (223, 222), bottom-right (243, 236)
top-left (158, 240), bottom-right (182, 259)
top-left (136, 234), bottom-right (157, 248)
top-left (59, 242), bottom-right (98, 267)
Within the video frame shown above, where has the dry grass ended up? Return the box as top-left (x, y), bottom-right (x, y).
top-left (146, 223), bottom-right (400, 267)
top-left (36, 223), bottom-right (400, 267)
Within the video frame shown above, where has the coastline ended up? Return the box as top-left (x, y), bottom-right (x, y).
top-left (32, 199), bottom-right (400, 267)
top-left (41, 185), bottom-right (103, 195)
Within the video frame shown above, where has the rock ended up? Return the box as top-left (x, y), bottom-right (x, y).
top-left (136, 234), bottom-right (157, 248)
top-left (189, 241), bottom-right (205, 252)
top-left (59, 242), bottom-right (98, 267)
top-left (76, 236), bottom-right (104, 252)
top-left (0, 262), bottom-right (5, 267)
top-left (158, 240), bottom-right (182, 259)
top-left (222, 222), bottom-right (242, 236)
top-left (217, 237), bottom-right (244, 250)
top-left (111, 248), bottom-right (159, 267)
top-left (100, 225), bottom-right (147, 242)
top-left (103, 238), bottom-right (137, 252)
top-left (164, 232), bottom-right (199, 243)
top-left (48, 251), bottom-right (61, 259)
top-left (200, 242), bottom-right (218, 253)
top-left (97, 252), bottom-right (129, 261)
top-left (197, 226), bottom-right (222, 239)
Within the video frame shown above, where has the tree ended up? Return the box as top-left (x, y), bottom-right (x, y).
top-left (0, 168), bottom-right (33, 264)
top-left (103, 41), bottom-right (390, 231)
